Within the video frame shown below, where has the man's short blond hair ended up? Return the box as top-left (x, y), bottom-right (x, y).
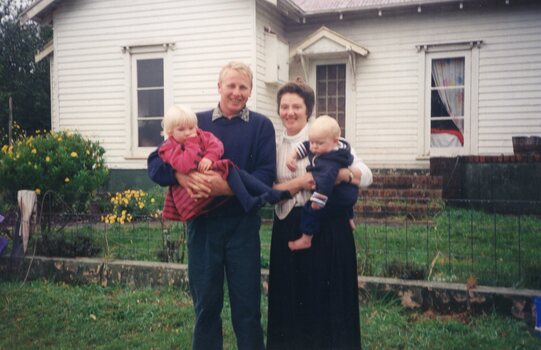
top-left (219, 61), bottom-right (253, 88)
top-left (162, 104), bottom-right (198, 137)
top-left (309, 115), bottom-right (341, 140)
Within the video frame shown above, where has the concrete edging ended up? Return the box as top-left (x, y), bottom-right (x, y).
top-left (1, 256), bottom-right (539, 325)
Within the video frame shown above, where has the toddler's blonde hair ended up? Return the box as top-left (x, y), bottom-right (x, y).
top-left (163, 104), bottom-right (198, 137)
top-left (309, 115), bottom-right (341, 140)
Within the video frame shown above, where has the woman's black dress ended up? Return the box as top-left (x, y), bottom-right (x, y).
top-left (267, 207), bottom-right (361, 350)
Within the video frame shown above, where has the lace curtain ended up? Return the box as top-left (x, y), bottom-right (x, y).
top-left (432, 58), bottom-right (464, 134)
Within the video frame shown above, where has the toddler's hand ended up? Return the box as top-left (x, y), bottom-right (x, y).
top-left (286, 155), bottom-right (298, 172)
top-left (198, 157), bottom-right (213, 172)
top-left (311, 202), bottom-right (322, 210)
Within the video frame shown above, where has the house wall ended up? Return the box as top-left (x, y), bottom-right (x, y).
top-left (285, 2), bottom-right (541, 169)
top-left (51, 0), bottom-right (257, 169)
top-left (255, 0), bottom-right (288, 137)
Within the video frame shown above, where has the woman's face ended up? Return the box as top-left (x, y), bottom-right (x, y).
top-left (279, 93), bottom-right (308, 136)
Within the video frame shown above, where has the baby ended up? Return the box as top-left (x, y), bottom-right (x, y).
top-left (159, 104), bottom-right (290, 221)
top-left (287, 115), bottom-right (357, 250)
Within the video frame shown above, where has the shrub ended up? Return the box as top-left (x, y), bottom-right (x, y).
top-left (0, 130), bottom-right (109, 213)
top-left (101, 189), bottom-right (162, 224)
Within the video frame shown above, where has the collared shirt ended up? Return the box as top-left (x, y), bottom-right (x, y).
top-left (211, 104), bottom-right (250, 122)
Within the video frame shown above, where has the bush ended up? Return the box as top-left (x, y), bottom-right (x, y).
top-left (101, 189), bottom-right (162, 224)
top-left (0, 130), bottom-right (109, 212)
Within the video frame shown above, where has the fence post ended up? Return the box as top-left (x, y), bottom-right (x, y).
top-left (8, 95), bottom-right (13, 146)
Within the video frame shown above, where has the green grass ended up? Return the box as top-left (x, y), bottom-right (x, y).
top-left (1, 280), bottom-right (539, 349)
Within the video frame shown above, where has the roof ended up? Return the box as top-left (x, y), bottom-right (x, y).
top-left (19, 0), bottom-right (61, 24)
top-left (290, 0), bottom-right (465, 13)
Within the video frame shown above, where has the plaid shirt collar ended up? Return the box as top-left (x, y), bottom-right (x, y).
top-left (211, 104), bottom-right (250, 122)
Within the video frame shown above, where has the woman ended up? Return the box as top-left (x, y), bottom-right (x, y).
top-left (267, 78), bottom-right (372, 349)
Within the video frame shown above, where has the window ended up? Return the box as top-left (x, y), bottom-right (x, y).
top-left (418, 41), bottom-right (480, 157)
top-left (316, 64), bottom-right (347, 136)
top-left (127, 47), bottom-right (172, 156)
top-left (135, 57), bottom-right (164, 147)
top-left (422, 51), bottom-right (472, 155)
top-left (430, 57), bottom-right (465, 148)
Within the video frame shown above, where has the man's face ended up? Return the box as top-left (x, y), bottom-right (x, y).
top-left (218, 69), bottom-right (252, 118)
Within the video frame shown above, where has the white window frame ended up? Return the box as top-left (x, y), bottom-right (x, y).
top-left (417, 42), bottom-right (480, 158)
top-left (123, 43), bottom-right (173, 159)
top-left (309, 58), bottom-right (356, 143)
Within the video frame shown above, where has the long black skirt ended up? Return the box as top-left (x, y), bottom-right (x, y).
top-left (266, 207), bottom-right (361, 350)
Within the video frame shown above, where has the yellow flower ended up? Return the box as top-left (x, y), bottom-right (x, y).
top-left (70, 151), bottom-right (78, 158)
top-left (35, 188), bottom-right (41, 195)
top-left (31, 148), bottom-right (37, 154)
top-left (45, 156), bottom-right (51, 162)
top-left (64, 177), bottom-right (70, 183)
top-left (150, 198), bottom-right (155, 203)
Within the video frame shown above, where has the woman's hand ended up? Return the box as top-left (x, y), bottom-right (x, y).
top-left (336, 167), bottom-right (361, 186)
top-left (300, 172), bottom-right (316, 190)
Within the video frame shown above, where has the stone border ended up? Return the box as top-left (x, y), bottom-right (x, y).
top-left (1, 256), bottom-right (539, 326)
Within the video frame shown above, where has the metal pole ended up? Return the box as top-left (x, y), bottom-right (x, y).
top-left (8, 95), bottom-right (13, 146)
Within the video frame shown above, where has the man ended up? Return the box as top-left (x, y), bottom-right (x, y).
top-left (147, 61), bottom-right (275, 350)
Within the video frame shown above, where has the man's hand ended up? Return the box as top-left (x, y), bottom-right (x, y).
top-left (174, 172), bottom-right (211, 200)
top-left (197, 171), bottom-right (233, 197)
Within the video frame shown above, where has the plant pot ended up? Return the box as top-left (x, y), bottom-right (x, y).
top-left (512, 136), bottom-right (541, 155)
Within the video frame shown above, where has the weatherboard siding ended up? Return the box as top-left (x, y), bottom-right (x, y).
top-left (255, 0), bottom-right (288, 136)
top-left (286, 3), bottom-right (541, 168)
top-left (52, 0), bottom-right (256, 169)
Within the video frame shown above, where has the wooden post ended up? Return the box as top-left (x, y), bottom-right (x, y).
top-left (8, 95), bottom-right (13, 146)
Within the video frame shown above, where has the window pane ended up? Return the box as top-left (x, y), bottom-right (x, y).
top-left (337, 97), bottom-right (345, 113)
top-left (137, 59), bottom-right (164, 88)
top-left (337, 65), bottom-right (346, 79)
top-left (431, 57), bottom-right (464, 87)
top-left (328, 97), bottom-right (336, 111)
top-left (431, 90), bottom-right (449, 118)
top-left (138, 89), bottom-right (164, 118)
top-left (317, 97), bottom-right (327, 114)
top-left (328, 66), bottom-right (337, 79)
top-left (328, 81), bottom-right (337, 96)
top-left (317, 65), bottom-right (326, 80)
top-left (138, 119), bottom-right (163, 147)
top-left (317, 81), bottom-right (327, 95)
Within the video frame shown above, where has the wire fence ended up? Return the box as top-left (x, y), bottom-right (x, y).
top-left (1, 199), bottom-right (540, 290)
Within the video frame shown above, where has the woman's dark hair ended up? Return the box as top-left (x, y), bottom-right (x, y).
top-left (276, 77), bottom-right (315, 118)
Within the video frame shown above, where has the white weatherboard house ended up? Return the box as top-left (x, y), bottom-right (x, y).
top-left (23, 0), bottom-right (541, 179)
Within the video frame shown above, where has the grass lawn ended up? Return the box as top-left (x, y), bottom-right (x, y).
top-left (1, 280), bottom-right (540, 349)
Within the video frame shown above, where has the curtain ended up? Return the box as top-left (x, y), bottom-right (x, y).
top-left (432, 58), bottom-right (464, 133)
